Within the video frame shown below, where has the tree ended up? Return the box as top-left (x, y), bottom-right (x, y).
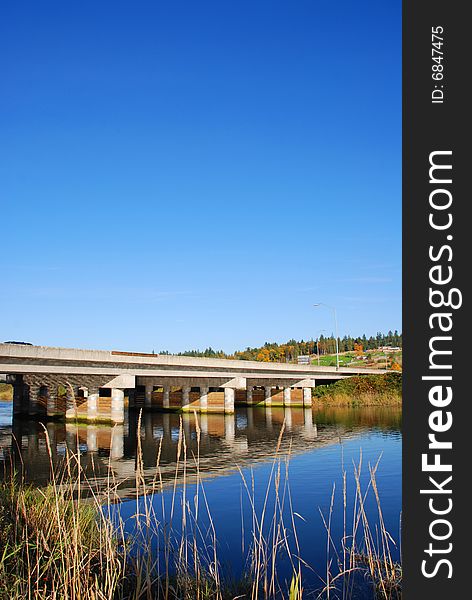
top-left (256, 348), bottom-right (270, 362)
top-left (354, 342), bottom-right (364, 356)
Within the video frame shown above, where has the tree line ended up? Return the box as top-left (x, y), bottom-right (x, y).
top-left (158, 330), bottom-right (402, 363)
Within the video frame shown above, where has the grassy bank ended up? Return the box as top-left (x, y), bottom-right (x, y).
top-left (0, 417), bottom-right (401, 599)
top-left (312, 373), bottom-right (402, 407)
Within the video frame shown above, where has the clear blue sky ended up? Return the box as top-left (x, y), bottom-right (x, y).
top-left (0, 1), bottom-right (401, 353)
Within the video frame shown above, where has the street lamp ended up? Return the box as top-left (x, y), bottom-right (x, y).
top-left (314, 303), bottom-right (340, 371)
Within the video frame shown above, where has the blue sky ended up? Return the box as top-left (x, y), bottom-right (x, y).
top-left (0, 1), bottom-right (401, 353)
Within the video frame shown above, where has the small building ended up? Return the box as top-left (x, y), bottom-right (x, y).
top-left (297, 355), bottom-right (310, 365)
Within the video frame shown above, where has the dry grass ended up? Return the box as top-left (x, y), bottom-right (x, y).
top-left (312, 374), bottom-right (402, 408)
top-left (0, 384), bottom-right (12, 402)
top-left (0, 413), bottom-right (401, 599)
top-left (312, 392), bottom-right (402, 408)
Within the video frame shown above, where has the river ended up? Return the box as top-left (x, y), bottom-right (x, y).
top-left (0, 401), bottom-right (401, 595)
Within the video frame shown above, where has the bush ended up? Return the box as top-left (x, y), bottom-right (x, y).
top-left (312, 373), bottom-right (402, 406)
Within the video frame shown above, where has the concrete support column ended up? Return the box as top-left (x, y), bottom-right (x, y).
top-left (303, 387), bottom-right (312, 407)
top-left (127, 388), bottom-right (136, 408)
top-left (65, 386), bottom-right (77, 412)
top-left (13, 381), bottom-right (24, 416)
top-left (28, 385), bottom-right (40, 417)
top-left (283, 387), bottom-right (292, 406)
top-left (200, 386), bottom-right (209, 411)
top-left (47, 387), bottom-right (58, 418)
top-left (246, 386), bottom-right (253, 405)
top-left (224, 388), bottom-right (235, 413)
top-left (264, 385), bottom-right (272, 406)
top-left (145, 385), bottom-right (154, 408)
top-left (111, 388), bottom-right (125, 424)
top-left (87, 388), bottom-right (99, 421)
top-left (182, 386), bottom-right (191, 409)
top-left (163, 386), bottom-right (170, 409)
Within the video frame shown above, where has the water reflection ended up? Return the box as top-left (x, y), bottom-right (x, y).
top-left (0, 406), bottom-right (401, 499)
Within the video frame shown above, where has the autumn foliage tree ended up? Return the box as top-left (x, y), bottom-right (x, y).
top-left (354, 342), bottom-right (364, 356)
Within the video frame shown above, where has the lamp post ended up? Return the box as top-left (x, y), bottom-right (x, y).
top-left (314, 303), bottom-right (340, 371)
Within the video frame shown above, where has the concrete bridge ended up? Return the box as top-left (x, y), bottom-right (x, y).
top-left (0, 343), bottom-right (383, 424)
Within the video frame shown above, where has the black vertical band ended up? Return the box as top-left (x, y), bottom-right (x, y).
top-left (403, 1), bottom-right (468, 596)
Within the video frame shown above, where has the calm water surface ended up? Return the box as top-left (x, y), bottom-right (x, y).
top-left (0, 401), bottom-right (401, 592)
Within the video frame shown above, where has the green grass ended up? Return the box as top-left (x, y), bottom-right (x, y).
top-left (311, 354), bottom-right (355, 367)
top-left (312, 351), bottom-right (402, 370)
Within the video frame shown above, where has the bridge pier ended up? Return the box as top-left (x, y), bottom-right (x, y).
top-left (181, 386), bottom-right (191, 411)
top-left (303, 387), bottom-right (312, 406)
top-left (246, 385), bottom-right (253, 405)
top-left (111, 388), bottom-right (125, 424)
top-left (283, 387), bottom-right (291, 406)
top-left (224, 388), bottom-right (235, 413)
top-left (87, 389), bottom-right (99, 421)
top-left (200, 386), bottom-right (209, 411)
top-left (47, 386), bottom-right (62, 419)
top-left (12, 378), bottom-right (26, 417)
top-left (145, 385), bottom-right (153, 408)
top-left (28, 384), bottom-right (41, 417)
top-left (163, 386), bottom-right (170, 409)
top-left (264, 385), bottom-right (272, 406)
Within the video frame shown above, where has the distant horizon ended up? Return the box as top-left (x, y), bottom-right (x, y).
top-left (3, 328), bottom-right (402, 356)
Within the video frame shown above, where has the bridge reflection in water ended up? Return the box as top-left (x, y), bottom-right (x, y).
top-left (1, 406), bottom-right (390, 500)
